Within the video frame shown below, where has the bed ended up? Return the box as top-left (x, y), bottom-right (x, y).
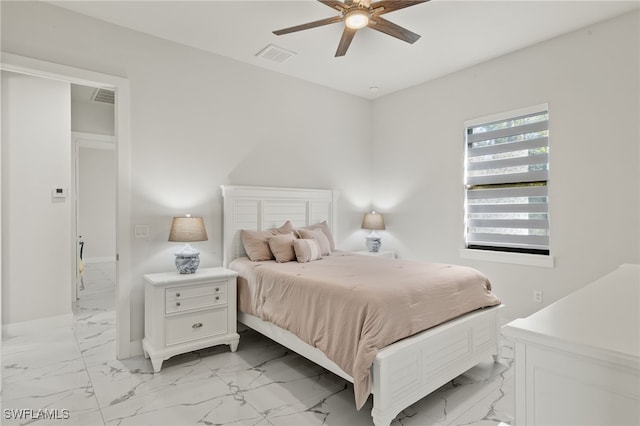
top-left (221, 185), bottom-right (503, 426)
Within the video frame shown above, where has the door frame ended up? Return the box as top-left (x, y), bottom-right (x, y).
top-left (1, 52), bottom-right (132, 359)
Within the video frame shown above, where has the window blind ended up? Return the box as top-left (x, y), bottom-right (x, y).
top-left (465, 107), bottom-right (549, 255)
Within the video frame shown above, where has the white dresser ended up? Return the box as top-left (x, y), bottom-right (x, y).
top-left (143, 267), bottom-right (239, 372)
top-left (502, 264), bottom-right (639, 426)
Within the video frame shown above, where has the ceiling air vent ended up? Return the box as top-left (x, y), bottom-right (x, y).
top-left (255, 44), bottom-right (296, 64)
top-left (91, 88), bottom-right (115, 104)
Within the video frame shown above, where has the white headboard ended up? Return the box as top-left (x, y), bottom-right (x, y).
top-left (220, 185), bottom-right (339, 267)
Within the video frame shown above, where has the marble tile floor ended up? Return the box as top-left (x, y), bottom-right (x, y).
top-left (1, 262), bottom-right (514, 426)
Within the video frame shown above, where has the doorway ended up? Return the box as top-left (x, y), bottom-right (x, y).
top-left (71, 84), bottom-right (116, 302)
top-left (1, 52), bottom-right (132, 359)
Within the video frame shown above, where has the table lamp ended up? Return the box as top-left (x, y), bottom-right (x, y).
top-left (361, 211), bottom-right (385, 252)
top-left (168, 214), bottom-right (208, 274)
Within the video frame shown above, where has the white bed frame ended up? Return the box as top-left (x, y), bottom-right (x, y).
top-left (220, 185), bottom-right (503, 426)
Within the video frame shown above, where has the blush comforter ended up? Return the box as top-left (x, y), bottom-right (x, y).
top-left (230, 251), bottom-right (501, 409)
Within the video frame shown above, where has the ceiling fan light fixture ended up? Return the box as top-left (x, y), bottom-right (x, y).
top-left (344, 9), bottom-right (369, 29)
top-left (272, 0), bottom-right (428, 57)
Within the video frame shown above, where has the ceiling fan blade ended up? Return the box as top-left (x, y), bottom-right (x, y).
top-left (335, 27), bottom-right (357, 57)
top-left (370, 0), bottom-right (429, 16)
top-left (317, 0), bottom-right (348, 12)
top-left (368, 16), bottom-right (421, 44)
top-left (273, 15), bottom-right (344, 35)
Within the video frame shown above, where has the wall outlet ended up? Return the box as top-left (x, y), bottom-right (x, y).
top-left (533, 290), bottom-right (543, 304)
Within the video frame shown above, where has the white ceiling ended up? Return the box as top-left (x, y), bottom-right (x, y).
top-left (51, 0), bottom-right (639, 99)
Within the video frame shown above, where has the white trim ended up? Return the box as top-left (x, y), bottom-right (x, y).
top-left (460, 248), bottom-right (555, 268)
top-left (2, 314), bottom-right (73, 337)
top-left (74, 131), bottom-right (115, 150)
top-left (1, 52), bottom-right (132, 359)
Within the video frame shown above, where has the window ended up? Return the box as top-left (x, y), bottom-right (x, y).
top-left (464, 104), bottom-right (549, 255)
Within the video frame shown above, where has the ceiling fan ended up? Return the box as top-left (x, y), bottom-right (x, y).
top-left (273, 0), bottom-right (429, 57)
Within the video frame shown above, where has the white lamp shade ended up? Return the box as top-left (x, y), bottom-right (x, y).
top-left (168, 216), bottom-right (208, 242)
top-left (361, 212), bottom-right (385, 230)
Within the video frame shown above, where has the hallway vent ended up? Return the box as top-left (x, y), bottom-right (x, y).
top-left (91, 88), bottom-right (115, 104)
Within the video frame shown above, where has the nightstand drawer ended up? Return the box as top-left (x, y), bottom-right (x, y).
top-left (165, 308), bottom-right (228, 346)
top-left (165, 291), bottom-right (227, 314)
top-left (166, 283), bottom-right (225, 301)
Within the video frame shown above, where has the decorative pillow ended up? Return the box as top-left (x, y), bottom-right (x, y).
top-left (293, 239), bottom-right (322, 263)
top-left (297, 228), bottom-right (331, 256)
top-left (241, 220), bottom-right (296, 261)
top-left (300, 221), bottom-right (335, 251)
top-left (267, 232), bottom-right (296, 263)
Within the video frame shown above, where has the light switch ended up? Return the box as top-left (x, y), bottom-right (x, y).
top-left (135, 225), bottom-right (149, 238)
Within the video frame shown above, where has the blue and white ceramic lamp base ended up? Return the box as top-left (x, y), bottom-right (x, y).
top-left (366, 236), bottom-right (381, 252)
top-left (175, 254), bottom-right (200, 274)
top-left (174, 244), bottom-right (201, 274)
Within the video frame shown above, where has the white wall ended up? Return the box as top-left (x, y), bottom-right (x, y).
top-left (1, 71), bottom-right (72, 325)
top-left (371, 11), bottom-right (640, 321)
top-left (72, 99), bottom-right (115, 136)
top-left (0, 2), bottom-right (372, 341)
top-left (78, 145), bottom-right (116, 262)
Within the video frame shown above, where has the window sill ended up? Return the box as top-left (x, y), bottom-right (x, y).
top-left (460, 248), bottom-right (555, 268)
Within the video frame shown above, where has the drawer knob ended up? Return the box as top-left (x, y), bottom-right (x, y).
top-left (176, 302), bottom-right (181, 307)
top-left (192, 323), bottom-right (203, 329)
top-left (176, 293), bottom-right (181, 298)
top-left (215, 287), bottom-right (220, 292)
top-left (215, 296), bottom-right (220, 301)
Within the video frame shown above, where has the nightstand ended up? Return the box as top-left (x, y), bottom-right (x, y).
top-left (142, 267), bottom-right (239, 372)
top-left (352, 249), bottom-right (397, 259)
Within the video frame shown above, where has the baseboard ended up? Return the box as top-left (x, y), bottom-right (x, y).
top-left (2, 313), bottom-right (73, 337)
top-left (84, 256), bottom-right (116, 264)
